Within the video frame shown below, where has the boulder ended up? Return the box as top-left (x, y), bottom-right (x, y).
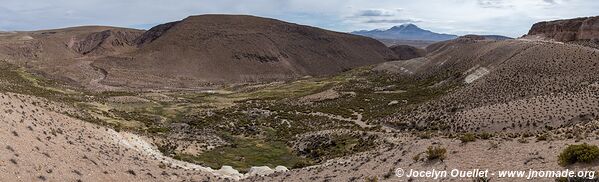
top-left (274, 166), bottom-right (289, 172)
top-left (247, 166), bottom-right (275, 177)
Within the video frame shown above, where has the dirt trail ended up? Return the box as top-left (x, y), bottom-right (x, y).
top-left (301, 111), bottom-right (396, 132)
top-left (84, 60), bottom-right (121, 91)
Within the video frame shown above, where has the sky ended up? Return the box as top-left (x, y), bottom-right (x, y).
top-left (0, 0), bottom-right (597, 37)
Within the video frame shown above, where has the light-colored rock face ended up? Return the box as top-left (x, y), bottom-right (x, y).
top-left (464, 66), bottom-right (490, 84)
top-left (213, 166), bottom-right (243, 180)
top-left (528, 16), bottom-right (599, 42)
top-left (274, 166), bottom-right (289, 172)
top-left (247, 166), bottom-right (275, 177)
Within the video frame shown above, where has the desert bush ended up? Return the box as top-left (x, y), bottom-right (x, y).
top-left (517, 137), bottom-right (528, 143)
top-left (417, 132), bottom-right (432, 139)
top-left (488, 141), bottom-right (499, 150)
top-left (426, 146), bottom-right (447, 161)
top-left (536, 133), bottom-right (549, 141)
top-left (558, 143), bottom-right (599, 166)
top-left (478, 132), bottom-right (493, 140)
top-left (460, 133), bottom-right (476, 143)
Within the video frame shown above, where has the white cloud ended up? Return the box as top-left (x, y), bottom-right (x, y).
top-left (355, 9), bottom-right (401, 17)
top-left (0, 0), bottom-right (597, 37)
top-left (363, 19), bottom-right (421, 24)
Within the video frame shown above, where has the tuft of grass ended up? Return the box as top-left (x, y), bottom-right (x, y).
top-left (558, 143), bottom-right (599, 166)
top-left (298, 133), bottom-right (378, 162)
top-left (175, 137), bottom-right (310, 172)
top-left (536, 133), bottom-right (549, 141)
top-left (426, 146), bottom-right (447, 161)
top-left (478, 132), bottom-right (493, 140)
top-left (460, 133), bottom-right (477, 143)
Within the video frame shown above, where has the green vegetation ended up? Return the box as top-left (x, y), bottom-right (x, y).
top-left (0, 60), bottom-right (456, 170)
top-left (460, 133), bottom-right (477, 143)
top-left (0, 61), bottom-right (82, 103)
top-left (298, 133), bottom-right (378, 162)
top-left (425, 146), bottom-right (447, 161)
top-left (478, 132), bottom-right (493, 140)
top-left (558, 143), bottom-right (599, 166)
top-left (536, 133), bottom-right (549, 141)
top-left (229, 78), bottom-right (336, 100)
top-left (175, 137), bottom-right (310, 172)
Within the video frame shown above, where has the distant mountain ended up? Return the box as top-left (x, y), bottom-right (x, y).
top-left (352, 24), bottom-right (458, 42)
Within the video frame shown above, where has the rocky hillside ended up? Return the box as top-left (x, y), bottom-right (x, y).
top-left (91, 15), bottom-right (398, 88)
top-left (527, 16), bottom-right (599, 42)
top-left (69, 28), bottom-right (142, 55)
top-left (0, 26), bottom-right (143, 61)
top-left (0, 92), bottom-right (219, 181)
top-left (1, 15), bottom-right (401, 89)
top-left (1, 15), bottom-right (599, 182)
top-left (377, 35), bottom-right (599, 133)
top-left (388, 45), bottom-right (426, 60)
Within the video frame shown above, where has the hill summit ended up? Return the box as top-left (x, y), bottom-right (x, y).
top-left (0, 15), bottom-right (400, 89)
top-left (91, 15), bottom-right (399, 88)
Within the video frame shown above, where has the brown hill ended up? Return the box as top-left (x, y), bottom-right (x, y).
top-left (388, 45), bottom-right (426, 60)
top-left (0, 26), bottom-right (144, 88)
top-left (69, 28), bottom-right (143, 55)
top-left (0, 15), bottom-right (398, 90)
top-left (527, 16), bottom-right (599, 42)
top-left (0, 26), bottom-right (143, 61)
top-left (92, 15), bottom-right (398, 88)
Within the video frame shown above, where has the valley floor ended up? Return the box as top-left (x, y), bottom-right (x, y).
top-left (1, 38), bottom-right (599, 182)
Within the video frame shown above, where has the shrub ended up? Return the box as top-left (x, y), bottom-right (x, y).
top-left (417, 132), bottom-right (432, 139)
top-left (460, 133), bottom-right (476, 143)
top-left (558, 143), bottom-right (599, 166)
top-left (478, 132), bottom-right (493, 140)
top-left (426, 146), bottom-right (447, 161)
top-left (536, 133), bottom-right (549, 141)
top-left (488, 141), bottom-right (499, 149)
top-left (517, 137), bottom-right (528, 143)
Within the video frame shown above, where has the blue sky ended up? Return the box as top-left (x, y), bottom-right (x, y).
top-left (0, 0), bottom-right (597, 37)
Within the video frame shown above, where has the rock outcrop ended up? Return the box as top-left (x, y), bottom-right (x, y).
top-left (527, 16), bottom-right (599, 42)
top-left (70, 28), bottom-right (143, 55)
